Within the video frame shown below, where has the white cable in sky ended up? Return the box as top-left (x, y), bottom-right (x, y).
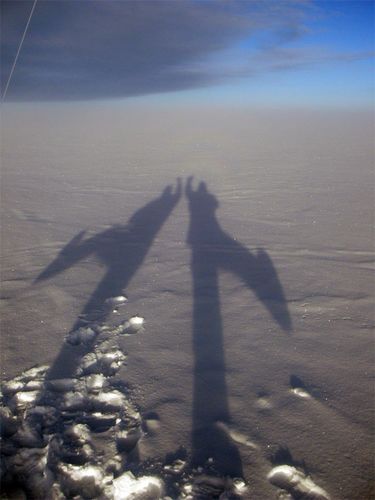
top-left (2, 0), bottom-right (38, 101)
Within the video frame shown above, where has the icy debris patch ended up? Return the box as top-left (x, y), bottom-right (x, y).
top-left (268, 465), bottom-right (330, 499)
top-left (108, 471), bottom-right (164, 500)
top-left (66, 327), bottom-right (96, 346)
top-left (1, 332), bottom-right (141, 499)
top-left (57, 463), bottom-right (105, 498)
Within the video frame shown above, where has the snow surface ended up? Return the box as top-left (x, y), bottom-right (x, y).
top-left (1, 105), bottom-right (373, 499)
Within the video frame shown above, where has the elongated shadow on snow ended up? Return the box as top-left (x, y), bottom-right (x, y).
top-left (186, 178), bottom-right (291, 477)
top-left (35, 181), bottom-right (181, 380)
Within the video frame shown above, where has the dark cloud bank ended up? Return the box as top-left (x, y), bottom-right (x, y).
top-left (1, 0), bottom-right (372, 101)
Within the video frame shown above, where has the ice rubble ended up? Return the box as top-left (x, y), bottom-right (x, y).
top-left (268, 464), bottom-right (330, 499)
top-left (1, 310), bottom-right (254, 499)
top-left (0, 327), bottom-right (142, 498)
top-left (108, 471), bottom-right (164, 500)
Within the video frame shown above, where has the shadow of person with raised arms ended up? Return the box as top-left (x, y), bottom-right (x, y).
top-left (35, 180), bottom-right (181, 380)
top-left (186, 177), bottom-right (292, 478)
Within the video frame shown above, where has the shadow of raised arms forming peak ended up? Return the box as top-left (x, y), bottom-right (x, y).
top-left (186, 177), bottom-right (292, 333)
top-left (35, 180), bottom-right (181, 380)
top-left (186, 177), bottom-right (292, 478)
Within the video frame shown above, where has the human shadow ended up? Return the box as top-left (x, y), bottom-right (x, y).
top-left (186, 177), bottom-right (292, 478)
top-left (35, 180), bottom-right (181, 380)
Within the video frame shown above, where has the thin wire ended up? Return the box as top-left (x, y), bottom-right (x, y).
top-left (2, 0), bottom-right (38, 101)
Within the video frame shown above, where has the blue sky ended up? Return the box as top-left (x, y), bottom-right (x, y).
top-left (1, 0), bottom-right (374, 107)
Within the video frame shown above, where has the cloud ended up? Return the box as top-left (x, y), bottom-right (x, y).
top-left (1, 0), bottom-right (373, 101)
top-left (233, 46), bottom-right (375, 77)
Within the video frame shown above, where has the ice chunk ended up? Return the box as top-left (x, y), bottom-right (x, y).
top-left (28, 405), bottom-right (58, 426)
top-left (291, 387), bottom-right (312, 399)
top-left (64, 424), bottom-right (91, 445)
top-left (17, 365), bottom-right (49, 382)
top-left (7, 447), bottom-right (53, 497)
top-left (24, 380), bottom-right (44, 391)
top-left (49, 483), bottom-right (66, 499)
top-left (58, 442), bottom-right (94, 466)
top-left (82, 412), bottom-right (117, 431)
top-left (268, 465), bottom-right (330, 499)
top-left (88, 390), bottom-right (126, 412)
top-left (100, 350), bottom-right (126, 369)
top-left (105, 295), bottom-right (128, 308)
top-left (78, 349), bottom-right (126, 376)
top-left (123, 316), bottom-right (144, 334)
top-left (11, 421), bottom-right (44, 447)
top-left (191, 475), bottom-right (231, 498)
top-left (9, 390), bottom-right (39, 411)
top-left (116, 427), bottom-right (142, 453)
top-left (84, 374), bottom-right (107, 393)
top-left (0, 406), bottom-right (20, 437)
top-left (163, 459), bottom-right (186, 475)
top-left (2, 380), bottom-right (25, 395)
top-left (66, 327), bottom-right (96, 346)
top-left (62, 391), bottom-right (86, 411)
top-left (47, 378), bottom-right (78, 392)
top-left (232, 478), bottom-right (248, 496)
top-left (105, 455), bottom-right (123, 475)
top-left (124, 404), bottom-right (141, 422)
top-left (77, 353), bottom-right (98, 375)
top-left (111, 316), bottom-right (145, 335)
top-left (7, 446), bottom-right (48, 476)
top-left (58, 463), bottom-right (104, 498)
top-left (143, 417), bottom-right (160, 435)
top-left (216, 421), bottom-right (258, 449)
top-left (110, 471), bottom-right (164, 500)
top-left (254, 396), bottom-right (273, 410)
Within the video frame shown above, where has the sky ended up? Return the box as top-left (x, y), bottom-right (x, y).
top-left (1, 0), bottom-right (374, 107)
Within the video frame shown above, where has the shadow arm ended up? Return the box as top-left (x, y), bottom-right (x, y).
top-left (34, 230), bottom-right (94, 283)
top-left (219, 244), bottom-right (292, 332)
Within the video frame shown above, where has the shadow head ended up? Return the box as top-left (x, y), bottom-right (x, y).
top-left (186, 177), bottom-right (219, 212)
